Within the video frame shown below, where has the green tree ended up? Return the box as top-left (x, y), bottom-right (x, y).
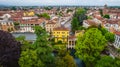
top-left (16, 35), bottom-right (31, 51)
top-left (87, 16), bottom-right (93, 19)
top-left (63, 54), bottom-right (77, 67)
top-left (99, 27), bottom-right (115, 43)
top-left (71, 17), bottom-right (79, 33)
top-left (67, 9), bottom-right (73, 13)
top-left (36, 13), bottom-right (50, 19)
top-left (75, 8), bottom-right (87, 25)
top-left (14, 22), bottom-right (20, 26)
top-left (105, 32), bottom-right (115, 43)
top-left (95, 56), bottom-right (120, 67)
top-left (33, 26), bottom-right (54, 67)
top-left (99, 28), bottom-right (108, 35)
top-left (115, 58), bottom-right (120, 67)
top-left (19, 26), bottom-right (54, 67)
top-left (42, 13), bottom-right (50, 19)
top-left (19, 49), bottom-right (44, 67)
top-left (55, 57), bottom-right (67, 67)
top-left (78, 26), bottom-right (86, 30)
top-left (103, 14), bottom-right (110, 19)
top-left (7, 28), bottom-right (11, 32)
top-left (99, 9), bottom-right (103, 16)
top-left (14, 22), bottom-right (20, 30)
top-left (55, 49), bottom-right (77, 67)
top-left (11, 6), bottom-right (16, 10)
top-left (75, 28), bottom-right (107, 67)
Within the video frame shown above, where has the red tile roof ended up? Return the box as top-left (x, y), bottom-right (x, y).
top-left (20, 19), bottom-right (45, 24)
top-left (53, 26), bottom-right (69, 31)
top-left (68, 36), bottom-right (76, 40)
top-left (103, 19), bottom-right (120, 25)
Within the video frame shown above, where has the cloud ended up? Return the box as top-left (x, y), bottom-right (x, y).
top-left (0, 0), bottom-right (120, 6)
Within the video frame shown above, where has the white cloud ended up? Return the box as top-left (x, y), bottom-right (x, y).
top-left (0, 0), bottom-right (120, 6)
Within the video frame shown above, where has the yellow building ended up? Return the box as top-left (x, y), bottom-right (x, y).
top-left (23, 11), bottom-right (35, 16)
top-left (53, 27), bottom-right (69, 43)
top-left (75, 30), bottom-right (85, 37)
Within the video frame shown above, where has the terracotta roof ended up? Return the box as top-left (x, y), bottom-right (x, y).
top-left (53, 26), bottom-right (69, 31)
top-left (47, 22), bottom-right (56, 24)
top-left (114, 31), bottom-right (120, 36)
top-left (68, 36), bottom-right (76, 40)
top-left (103, 19), bottom-right (120, 25)
top-left (84, 20), bottom-right (97, 26)
top-left (20, 19), bottom-right (44, 24)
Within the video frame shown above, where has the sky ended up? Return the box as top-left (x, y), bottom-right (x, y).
top-left (0, 0), bottom-right (120, 6)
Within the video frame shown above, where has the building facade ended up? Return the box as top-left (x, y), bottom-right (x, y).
top-left (0, 14), bottom-right (15, 32)
top-left (52, 27), bottom-right (69, 43)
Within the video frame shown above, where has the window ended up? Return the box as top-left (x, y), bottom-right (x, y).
top-left (57, 32), bottom-right (60, 34)
top-left (62, 32), bottom-right (65, 34)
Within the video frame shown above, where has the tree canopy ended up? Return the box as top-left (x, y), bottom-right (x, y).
top-left (33, 26), bottom-right (54, 66)
top-left (75, 8), bottom-right (87, 25)
top-left (0, 30), bottom-right (21, 67)
top-left (36, 13), bottom-right (50, 19)
top-left (19, 49), bottom-right (44, 67)
top-left (55, 49), bottom-right (77, 67)
top-left (71, 17), bottom-right (79, 33)
top-left (75, 28), bottom-right (107, 67)
top-left (19, 26), bottom-right (54, 67)
top-left (105, 32), bottom-right (115, 43)
top-left (95, 56), bottom-right (120, 67)
top-left (103, 14), bottom-right (110, 19)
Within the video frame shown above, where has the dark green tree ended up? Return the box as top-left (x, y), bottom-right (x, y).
top-left (105, 32), bottom-right (115, 43)
top-left (75, 8), bottom-right (87, 25)
top-left (103, 14), bottom-right (110, 19)
top-left (75, 28), bottom-right (107, 67)
top-left (71, 17), bottom-right (79, 33)
top-left (11, 6), bottom-right (16, 10)
top-left (99, 28), bottom-right (108, 35)
top-left (99, 9), bottom-right (103, 16)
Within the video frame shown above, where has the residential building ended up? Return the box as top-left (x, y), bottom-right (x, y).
top-left (67, 30), bottom-right (85, 49)
top-left (67, 36), bottom-right (76, 48)
top-left (0, 14), bottom-right (15, 32)
top-left (52, 26), bottom-right (69, 43)
top-left (113, 31), bottom-right (120, 48)
top-left (23, 11), bottom-right (35, 17)
top-left (45, 21), bottom-right (56, 33)
top-left (19, 18), bottom-right (46, 32)
top-left (102, 19), bottom-right (120, 31)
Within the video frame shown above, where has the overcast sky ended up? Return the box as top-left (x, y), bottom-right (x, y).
top-left (0, 0), bottom-right (120, 6)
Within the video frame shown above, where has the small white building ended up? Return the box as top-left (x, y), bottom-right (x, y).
top-left (103, 19), bottom-right (120, 31)
top-left (19, 19), bottom-right (46, 32)
top-left (114, 32), bottom-right (120, 48)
